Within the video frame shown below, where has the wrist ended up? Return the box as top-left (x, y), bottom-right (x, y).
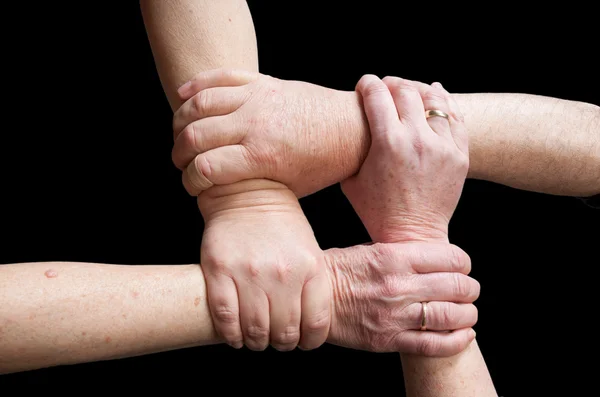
top-left (368, 218), bottom-right (450, 245)
top-left (198, 179), bottom-right (301, 219)
top-left (335, 90), bottom-right (371, 180)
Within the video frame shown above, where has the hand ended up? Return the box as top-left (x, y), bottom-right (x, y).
top-left (199, 180), bottom-right (330, 351)
top-left (341, 75), bottom-right (469, 243)
top-left (173, 68), bottom-right (369, 197)
top-left (324, 241), bottom-right (479, 356)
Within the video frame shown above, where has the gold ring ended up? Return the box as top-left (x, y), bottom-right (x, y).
top-left (425, 109), bottom-right (449, 119)
top-left (420, 302), bottom-right (428, 331)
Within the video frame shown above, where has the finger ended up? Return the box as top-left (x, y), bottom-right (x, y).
top-left (383, 242), bottom-right (472, 275)
top-left (204, 272), bottom-right (243, 349)
top-left (355, 74), bottom-right (403, 143)
top-left (381, 77), bottom-right (431, 137)
top-left (172, 115), bottom-right (245, 170)
top-left (269, 287), bottom-right (302, 351)
top-left (406, 302), bottom-right (478, 331)
top-left (177, 68), bottom-right (259, 101)
top-left (237, 281), bottom-right (271, 351)
top-left (413, 272), bottom-right (480, 303)
top-left (182, 145), bottom-right (262, 196)
top-left (173, 86), bottom-right (248, 138)
top-left (298, 273), bottom-right (331, 350)
top-left (436, 83), bottom-right (469, 155)
top-left (400, 243), bottom-right (471, 274)
top-left (396, 328), bottom-right (476, 357)
top-left (421, 82), bottom-right (454, 140)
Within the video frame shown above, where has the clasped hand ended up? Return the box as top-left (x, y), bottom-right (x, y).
top-left (172, 69), bottom-right (478, 355)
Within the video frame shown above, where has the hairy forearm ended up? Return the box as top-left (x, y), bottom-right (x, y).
top-left (339, 91), bottom-right (600, 196)
top-left (140, 0), bottom-right (259, 109)
top-left (401, 340), bottom-right (497, 397)
top-left (0, 262), bottom-right (218, 374)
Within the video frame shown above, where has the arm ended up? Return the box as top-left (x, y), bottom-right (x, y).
top-left (342, 76), bottom-right (497, 396)
top-left (139, 0), bottom-right (259, 110)
top-left (0, 241), bottom-right (479, 375)
top-left (458, 93), bottom-right (600, 197)
top-left (141, 1), bottom-right (332, 352)
top-left (0, 262), bottom-right (217, 374)
top-left (172, 72), bottom-right (600, 198)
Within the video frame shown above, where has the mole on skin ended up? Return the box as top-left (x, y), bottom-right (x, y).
top-left (44, 269), bottom-right (58, 278)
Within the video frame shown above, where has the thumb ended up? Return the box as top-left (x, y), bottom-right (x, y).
top-left (182, 145), bottom-right (265, 196)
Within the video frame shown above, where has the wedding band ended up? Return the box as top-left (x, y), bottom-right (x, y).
top-left (425, 109), bottom-right (449, 119)
top-left (420, 302), bottom-right (428, 331)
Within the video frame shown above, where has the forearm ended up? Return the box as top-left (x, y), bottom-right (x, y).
top-left (0, 262), bottom-right (218, 374)
top-left (401, 340), bottom-right (497, 397)
top-left (140, 0), bottom-right (259, 109)
top-left (338, 91), bottom-right (599, 196)
top-left (458, 93), bottom-right (600, 197)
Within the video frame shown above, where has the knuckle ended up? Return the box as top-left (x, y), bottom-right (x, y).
top-left (272, 262), bottom-right (293, 283)
top-left (304, 308), bottom-right (330, 333)
top-left (180, 124), bottom-right (199, 152)
top-left (449, 244), bottom-right (471, 274)
top-left (438, 302), bottom-right (455, 329)
top-left (245, 324), bottom-right (270, 346)
top-left (380, 276), bottom-right (404, 301)
top-left (416, 333), bottom-right (442, 356)
top-left (422, 87), bottom-right (447, 103)
top-left (272, 327), bottom-right (300, 350)
top-left (212, 305), bottom-right (239, 325)
top-left (359, 76), bottom-right (389, 98)
top-left (452, 273), bottom-right (471, 300)
top-left (192, 91), bottom-right (210, 117)
top-left (204, 256), bottom-right (231, 275)
top-left (244, 261), bottom-right (262, 279)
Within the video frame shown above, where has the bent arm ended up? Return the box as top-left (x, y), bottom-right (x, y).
top-left (0, 262), bottom-right (218, 374)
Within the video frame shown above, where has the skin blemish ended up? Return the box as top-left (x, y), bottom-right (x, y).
top-left (228, 17), bottom-right (232, 22)
top-left (194, 297), bottom-right (201, 307)
top-left (81, 332), bottom-right (87, 336)
top-left (105, 336), bottom-right (112, 344)
top-left (131, 291), bottom-right (139, 298)
top-left (44, 269), bottom-right (58, 278)
top-left (122, 314), bottom-right (128, 319)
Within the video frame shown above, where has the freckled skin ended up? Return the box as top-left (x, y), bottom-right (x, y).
top-left (44, 269), bottom-right (58, 278)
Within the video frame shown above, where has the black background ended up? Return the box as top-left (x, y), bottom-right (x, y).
top-left (1, 1), bottom-right (598, 395)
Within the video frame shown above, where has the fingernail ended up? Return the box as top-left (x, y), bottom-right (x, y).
top-left (470, 329), bottom-right (476, 338)
top-left (177, 80), bottom-right (192, 97)
top-left (432, 82), bottom-right (443, 89)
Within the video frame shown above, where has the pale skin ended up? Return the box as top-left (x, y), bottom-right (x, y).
top-left (140, 0), bottom-right (595, 394)
top-left (141, 0), bottom-right (332, 353)
top-left (0, 241), bottom-right (480, 375)
top-left (344, 75), bottom-right (496, 396)
top-left (142, 0), bottom-right (599, 349)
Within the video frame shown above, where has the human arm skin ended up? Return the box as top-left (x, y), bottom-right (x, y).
top-left (139, 0), bottom-right (258, 110)
top-left (0, 242), bottom-right (479, 375)
top-left (140, 1), bottom-right (333, 352)
top-left (341, 76), bottom-right (497, 396)
top-left (173, 72), bottom-right (600, 198)
top-left (0, 262), bottom-right (216, 374)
